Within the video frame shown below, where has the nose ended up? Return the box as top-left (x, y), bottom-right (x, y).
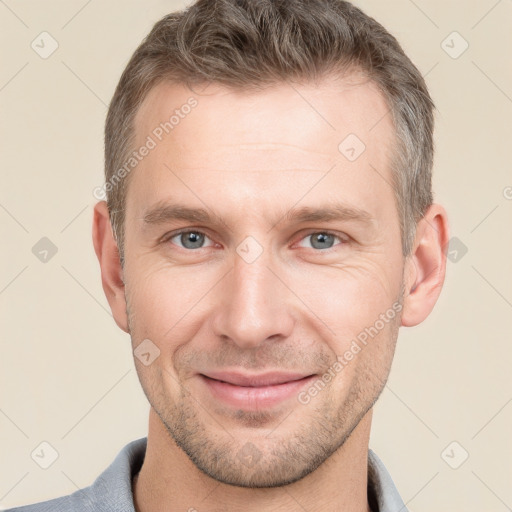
top-left (211, 247), bottom-right (295, 350)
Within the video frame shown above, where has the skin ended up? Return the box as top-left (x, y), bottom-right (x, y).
top-left (93, 74), bottom-right (449, 512)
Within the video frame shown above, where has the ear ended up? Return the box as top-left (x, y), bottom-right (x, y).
top-left (92, 201), bottom-right (129, 333)
top-left (401, 204), bottom-right (450, 327)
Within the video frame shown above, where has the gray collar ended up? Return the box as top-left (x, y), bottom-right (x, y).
top-left (368, 449), bottom-right (408, 512)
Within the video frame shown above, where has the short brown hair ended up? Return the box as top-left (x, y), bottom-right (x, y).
top-left (104, 0), bottom-right (435, 266)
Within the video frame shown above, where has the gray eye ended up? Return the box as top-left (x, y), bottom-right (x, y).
top-left (175, 231), bottom-right (206, 249)
top-left (309, 233), bottom-right (337, 250)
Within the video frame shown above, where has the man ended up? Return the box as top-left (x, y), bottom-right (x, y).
top-left (8, 0), bottom-right (449, 510)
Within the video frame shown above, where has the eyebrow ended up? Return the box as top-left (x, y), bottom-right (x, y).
top-left (141, 201), bottom-right (375, 229)
top-left (282, 204), bottom-right (374, 226)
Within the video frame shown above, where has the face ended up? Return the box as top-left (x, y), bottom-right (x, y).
top-left (122, 75), bottom-right (405, 487)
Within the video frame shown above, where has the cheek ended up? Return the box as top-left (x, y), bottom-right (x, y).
top-left (325, 313), bottom-right (400, 406)
top-left (288, 257), bottom-right (403, 396)
top-left (125, 259), bottom-right (220, 348)
top-left (288, 257), bottom-right (402, 341)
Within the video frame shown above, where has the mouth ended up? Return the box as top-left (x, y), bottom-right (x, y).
top-left (198, 371), bottom-right (317, 409)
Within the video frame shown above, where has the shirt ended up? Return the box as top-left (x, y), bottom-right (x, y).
top-left (6, 437), bottom-right (408, 511)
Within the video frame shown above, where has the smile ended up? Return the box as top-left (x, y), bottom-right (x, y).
top-left (199, 372), bottom-right (317, 409)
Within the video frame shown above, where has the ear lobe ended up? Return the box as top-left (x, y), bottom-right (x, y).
top-left (401, 204), bottom-right (450, 327)
top-left (92, 201), bottom-right (129, 333)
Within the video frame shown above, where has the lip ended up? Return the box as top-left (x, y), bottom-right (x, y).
top-left (202, 371), bottom-right (312, 387)
top-left (199, 371), bottom-right (316, 409)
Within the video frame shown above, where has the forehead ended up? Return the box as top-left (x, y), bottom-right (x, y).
top-left (134, 74), bottom-right (394, 163)
top-left (128, 75), bottom-right (396, 221)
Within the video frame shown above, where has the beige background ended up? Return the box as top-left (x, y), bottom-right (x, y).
top-left (1, 0), bottom-right (511, 510)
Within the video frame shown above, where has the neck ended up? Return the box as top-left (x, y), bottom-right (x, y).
top-left (134, 408), bottom-right (373, 512)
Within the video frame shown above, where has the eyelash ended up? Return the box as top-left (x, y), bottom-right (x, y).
top-left (161, 228), bottom-right (349, 253)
